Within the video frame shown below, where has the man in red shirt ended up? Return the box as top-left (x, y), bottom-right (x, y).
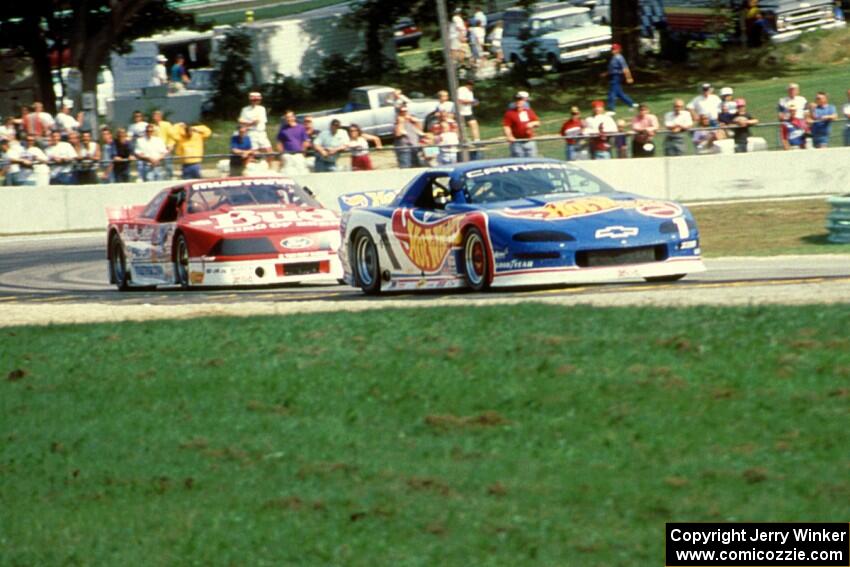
top-left (559, 105), bottom-right (583, 161)
top-left (503, 91), bottom-right (540, 157)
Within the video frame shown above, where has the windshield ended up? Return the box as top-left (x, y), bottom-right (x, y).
top-left (462, 163), bottom-right (614, 204)
top-left (531, 12), bottom-right (593, 34)
top-left (187, 180), bottom-right (320, 213)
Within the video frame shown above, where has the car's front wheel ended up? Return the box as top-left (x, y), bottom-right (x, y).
top-left (645, 274), bottom-right (686, 283)
top-left (109, 233), bottom-right (130, 291)
top-left (351, 230), bottom-right (381, 295)
top-left (462, 227), bottom-right (491, 292)
top-left (174, 233), bottom-right (191, 288)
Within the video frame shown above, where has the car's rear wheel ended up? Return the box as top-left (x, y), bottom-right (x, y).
top-left (174, 233), bottom-right (191, 288)
top-left (462, 227), bottom-right (491, 292)
top-left (645, 274), bottom-right (686, 283)
top-left (109, 234), bottom-right (130, 291)
top-left (351, 231), bottom-right (381, 295)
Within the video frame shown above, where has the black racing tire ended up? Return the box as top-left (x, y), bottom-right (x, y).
top-left (644, 274), bottom-right (686, 283)
top-left (174, 233), bottom-right (191, 288)
top-left (350, 230), bottom-right (382, 295)
top-left (109, 233), bottom-right (130, 291)
top-left (462, 227), bottom-right (491, 292)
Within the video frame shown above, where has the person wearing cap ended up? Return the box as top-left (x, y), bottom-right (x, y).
top-left (238, 92), bottom-right (273, 165)
top-left (152, 54), bottom-right (168, 87)
top-left (687, 84), bottom-right (722, 125)
top-left (663, 99), bottom-right (693, 157)
top-left (719, 86), bottom-right (737, 116)
top-left (778, 83), bottom-right (807, 120)
top-left (807, 92), bottom-right (838, 148)
top-left (631, 103), bottom-right (660, 158)
top-left (603, 43), bottom-right (636, 112)
top-left (730, 99), bottom-right (758, 153)
top-left (559, 106), bottom-right (584, 161)
top-left (503, 92), bottom-right (540, 157)
top-left (584, 101), bottom-right (618, 159)
top-left (779, 102), bottom-right (808, 150)
top-left (313, 118), bottom-right (350, 173)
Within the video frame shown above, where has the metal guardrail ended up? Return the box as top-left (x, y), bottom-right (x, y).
top-left (826, 195), bottom-right (850, 243)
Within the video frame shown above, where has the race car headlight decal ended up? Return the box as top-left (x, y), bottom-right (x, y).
top-left (679, 240), bottom-right (698, 250)
top-left (209, 237), bottom-right (277, 256)
top-left (659, 219), bottom-right (697, 234)
top-left (512, 230), bottom-right (575, 242)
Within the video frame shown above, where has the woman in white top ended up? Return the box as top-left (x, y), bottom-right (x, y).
top-left (347, 124), bottom-right (382, 171)
top-left (76, 130), bottom-right (101, 185)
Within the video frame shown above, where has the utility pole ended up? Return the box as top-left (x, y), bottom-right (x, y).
top-left (436, 0), bottom-right (470, 161)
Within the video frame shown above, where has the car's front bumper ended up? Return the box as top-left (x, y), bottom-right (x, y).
top-left (188, 254), bottom-right (342, 286)
top-left (491, 257), bottom-right (706, 287)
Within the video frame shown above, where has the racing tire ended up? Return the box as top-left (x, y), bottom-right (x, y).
top-left (351, 230), bottom-right (382, 295)
top-left (174, 233), bottom-right (191, 289)
top-left (109, 234), bottom-right (130, 291)
top-left (644, 274), bottom-right (686, 283)
top-left (462, 227), bottom-right (491, 292)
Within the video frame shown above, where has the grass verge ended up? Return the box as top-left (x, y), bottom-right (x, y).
top-left (2, 305), bottom-right (849, 565)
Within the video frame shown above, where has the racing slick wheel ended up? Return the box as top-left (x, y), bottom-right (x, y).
top-left (351, 230), bottom-right (381, 295)
top-left (462, 227), bottom-right (491, 292)
top-left (109, 233), bottom-right (130, 291)
top-left (174, 233), bottom-right (191, 288)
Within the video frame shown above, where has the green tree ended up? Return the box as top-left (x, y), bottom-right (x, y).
top-left (211, 27), bottom-right (255, 117)
top-left (611, 0), bottom-right (641, 67)
top-left (0, 1), bottom-right (194, 113)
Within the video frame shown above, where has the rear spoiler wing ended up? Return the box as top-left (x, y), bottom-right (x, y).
top-left (337, 189), bottom-right (399, 212)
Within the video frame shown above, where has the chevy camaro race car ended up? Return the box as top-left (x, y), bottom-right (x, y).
top-left (107, 177), bottom-right (342, 290)
top-left (340, 158), bottom-right (705, 294)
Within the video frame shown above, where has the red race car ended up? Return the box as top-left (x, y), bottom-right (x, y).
top-left (106, 177), bottom-right (342, 290)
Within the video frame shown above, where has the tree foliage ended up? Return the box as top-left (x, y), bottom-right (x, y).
top-left (0, 1), bottom-right (194, 113)
top-left (211, 27), bottom-right (255, 118)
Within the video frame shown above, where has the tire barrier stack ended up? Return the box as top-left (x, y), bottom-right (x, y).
top-left (826, 195), bottom-right (850, 243)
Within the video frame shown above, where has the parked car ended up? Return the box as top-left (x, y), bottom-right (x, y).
top-left (106, 177), bottom-right (342, 290)
top-left (501, 3), bottom-right (612, 68)
top-left (394, 18), bottom-right (423, 49)
top-left (302, 85), bottom-right (438, 138)
top-left (340, 158), bottom-right (705, 294)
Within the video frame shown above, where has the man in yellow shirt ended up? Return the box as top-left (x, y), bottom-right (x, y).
top-left (170, 122), bottom-right (211, 179)
top-left (150, 110), bottom-right (174, 179)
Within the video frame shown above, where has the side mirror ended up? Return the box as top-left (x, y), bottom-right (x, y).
top-left (302, 186), bottom-right (315, 196)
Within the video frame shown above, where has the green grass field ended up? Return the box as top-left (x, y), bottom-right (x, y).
top-left (2, 305), bottom-right (849, 565)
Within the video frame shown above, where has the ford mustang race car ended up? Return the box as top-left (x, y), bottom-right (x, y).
top-left (107, 177), bottom-right (342, 290)
top-left (340, 158), bottom-right (705, 294)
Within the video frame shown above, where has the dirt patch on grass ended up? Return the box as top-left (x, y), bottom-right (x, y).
top-left (424, 411), bottom-right (511, 431)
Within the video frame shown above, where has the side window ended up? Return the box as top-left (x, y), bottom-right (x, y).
top-left (187, 190), bottom-right (209, 214)
top-left (140, 191), bottom-right (168, 219)
top-left (377, 92), bottom-right (395, 107)
top-left (414, 176), bottom-right (453, 210)
top-left (350, 90), bottom-right (370, 110)
top-left (505, 18), bottom-right (522, 37)
top-left (157, 189), bottom-right (185, 223)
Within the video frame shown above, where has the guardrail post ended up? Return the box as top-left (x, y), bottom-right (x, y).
top-left (826, 195), bottom-right (850, 243)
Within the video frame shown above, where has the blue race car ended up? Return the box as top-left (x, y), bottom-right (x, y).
top-left (339, 158), bottom-right (705, 294)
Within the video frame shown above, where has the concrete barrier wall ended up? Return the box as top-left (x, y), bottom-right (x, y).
top-left (2, 148), bottom-right (847, 234)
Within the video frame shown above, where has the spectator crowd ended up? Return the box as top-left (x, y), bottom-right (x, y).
top-left (2, 77), bottom-right (849, 186)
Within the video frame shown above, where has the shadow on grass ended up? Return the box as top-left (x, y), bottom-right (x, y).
top-left (801, 233), bottom-right (850, 246)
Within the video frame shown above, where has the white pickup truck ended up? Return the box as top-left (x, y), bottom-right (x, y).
top-left (303, 85), bottom-right (438, 138)
top-left (501, 3), bottom-right (612, 69)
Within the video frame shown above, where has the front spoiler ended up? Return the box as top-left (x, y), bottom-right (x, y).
top-left (491, 257), bottom-right (706, 287)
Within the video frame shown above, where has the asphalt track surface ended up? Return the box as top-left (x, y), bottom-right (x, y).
top-left (1, 234), bottom-right (848, 311)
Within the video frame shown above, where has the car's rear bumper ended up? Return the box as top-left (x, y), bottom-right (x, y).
top-left (491, 257), bottom-right (705, 287)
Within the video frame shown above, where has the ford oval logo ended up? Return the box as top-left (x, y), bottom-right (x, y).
top-left (281, 236), bottom-right (313, 249)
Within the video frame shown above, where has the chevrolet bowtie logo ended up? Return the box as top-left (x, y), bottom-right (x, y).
top-left (595, 226), bottom-right (639, 239)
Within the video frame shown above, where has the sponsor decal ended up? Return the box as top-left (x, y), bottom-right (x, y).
top-left (190, 271), bottom-right (204, 284)
top-left (192, 178), bottom-right (295, 190)
top-left (134, 264), bottom-right (165, 277)
top-left (338, 190), bottom-right (398, 211)
top-left (391, 209), bottom-right (463, 273)
top-left (503, 196), bottom-right (621, 221)
top-left (502, 197), bottom-right (684, 222)
top-left (595, 226), bottom-right (639, 239)
top-left (281, 236), bottom-right (314, 250)
top-left (465, 162), bottom-right (570, 179)
top-left (496, 259), bottom-right (534, 270)
top-left (634, 201), bottom-right (683, 219)
top-left (193, 208), bottom-right (338, 234)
